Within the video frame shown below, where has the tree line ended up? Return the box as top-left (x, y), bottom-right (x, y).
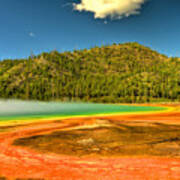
top-left (0, 42), bottom-right (180, 103)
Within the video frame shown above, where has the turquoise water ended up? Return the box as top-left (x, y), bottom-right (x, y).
top-left (0, 100), bottom-right (166, 121)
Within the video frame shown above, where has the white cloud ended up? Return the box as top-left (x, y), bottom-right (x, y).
top-left (73, 0), bottom-right (146, 19)
top-left (29, 32), bottom-right (35, 37)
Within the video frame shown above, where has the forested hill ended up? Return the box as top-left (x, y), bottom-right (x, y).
top-left (0, 42), bottom-right (180, 103)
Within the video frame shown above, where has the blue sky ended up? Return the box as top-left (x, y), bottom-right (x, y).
top-left (0, 0), bottom-right (180, 60)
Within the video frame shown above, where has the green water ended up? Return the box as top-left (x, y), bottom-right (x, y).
top-left (0, 100), bottom-right (166, 121)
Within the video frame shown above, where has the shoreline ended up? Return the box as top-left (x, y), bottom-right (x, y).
top-left (0, 103), bottom-right (172, 126)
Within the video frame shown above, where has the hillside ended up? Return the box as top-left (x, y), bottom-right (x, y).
top-left (0, 42), bottom-right (180, 103)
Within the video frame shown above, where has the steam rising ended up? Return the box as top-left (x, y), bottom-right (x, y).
top-left (0, 100), bottom-right (92, 117)
top-left (73, 0), bottom-right (146, 19)
top-left (0, 100), bottom-right (164, 120)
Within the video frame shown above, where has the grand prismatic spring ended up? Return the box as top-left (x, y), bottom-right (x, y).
top-left (1, 0), bottom-right (180, 179)
top-left (1, 101), bottom-right (180, 179)
top-left (0, 100), bottom-right (166, 123)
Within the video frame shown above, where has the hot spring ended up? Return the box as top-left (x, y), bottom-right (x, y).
top-left (0, 100), bottom-right (166, 122)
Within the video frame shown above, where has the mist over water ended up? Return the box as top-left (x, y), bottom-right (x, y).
top-left (0, 100), bottom-right (165, 120)
top-left (0, 100), bottom-right (88, 116)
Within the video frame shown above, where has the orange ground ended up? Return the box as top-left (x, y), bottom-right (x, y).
top-left (0, 105), bottom-right (180, 180)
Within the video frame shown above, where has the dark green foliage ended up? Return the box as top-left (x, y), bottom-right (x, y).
top-left (0, 42), bottom-right (180, 103)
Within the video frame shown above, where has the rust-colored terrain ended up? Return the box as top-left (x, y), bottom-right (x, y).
top-left (1, 105), bottom-right (180, 180)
